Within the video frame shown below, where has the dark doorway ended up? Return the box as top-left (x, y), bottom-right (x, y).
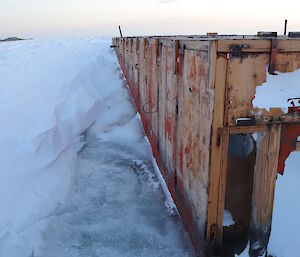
top-left (221, 134), bottom-right (257, 257)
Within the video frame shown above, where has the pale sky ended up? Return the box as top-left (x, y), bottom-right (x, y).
top-left (0, 0), bottom-right (300, 38)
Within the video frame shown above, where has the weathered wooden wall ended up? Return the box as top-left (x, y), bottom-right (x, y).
top-left (112, 35), bottom-right (300, 257)
top-left (113, 37), bottom-right (215, 255)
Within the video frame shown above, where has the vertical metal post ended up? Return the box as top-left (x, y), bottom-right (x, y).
top-left (284, 20), bottom-right (288, 36)
top-left (119, 26), bottom-right (123, 38)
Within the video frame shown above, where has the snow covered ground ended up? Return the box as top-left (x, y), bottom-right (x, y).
top-left (0, 38), bottom-right (195, 256)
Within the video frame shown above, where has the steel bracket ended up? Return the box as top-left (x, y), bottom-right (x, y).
top-left (288, 98), bottom-right (300, 113)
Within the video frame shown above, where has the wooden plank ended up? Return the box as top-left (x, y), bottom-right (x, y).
top-left (206, 56), bottom-right (227, 253)
top-left (209, 41), bottom-right (218, 89)
top-left (179, 40), bottom-right (209, 51)
top-left (230, 125), bottom-right (266, 134)
top-left (149, 37), bottom-right (210, 51)
top-left (218, 39), bottom-right (271, 53)
top-left (249, 124), bottom-right (281, 256)
top-left (130, 38), bottom-right (133, 53)
top-left (175, 48), bottom-right (214, 254)
top-left (276, 52), bottom-right (300, 72)
top-left (277, 40), bottom-right (300, 53)
top-left (116, 36), bottom-right (300, 53)
top-left (155, 39), bottom-right (159, 66)
top-left (143, 38), bottom-right (147, 59)
top-left (218, 39), bottom-right (300, 53)
top-left (174, 40), bottom-right (179, 74)
top-left (216, 127), bottom-right (230, 244)
top-left (226, 54), bottom-right (269, 126)
top-left (136, 38), bottom-right (140, 54)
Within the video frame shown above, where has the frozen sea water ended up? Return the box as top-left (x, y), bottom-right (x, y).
top-left (38, 130), bottom-right (195, 257)
top-left (34, 94), bottom-right (195, 257)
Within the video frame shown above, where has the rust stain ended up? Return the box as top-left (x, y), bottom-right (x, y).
top-left (184, 133), bottom-right (192, 169)
top-left (148, 44), bottom-right (154, 114)
top-left (174, 176), bottom-right (206, 255)
top-left (278, 123), bottom-right (300, 174)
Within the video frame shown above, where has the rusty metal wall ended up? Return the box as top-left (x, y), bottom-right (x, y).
top-left (112, 37), bottom-right (215, 255)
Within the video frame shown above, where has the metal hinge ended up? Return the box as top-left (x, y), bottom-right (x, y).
top-left (229, 44), bottom-right (249, 57)
top-left (235, 116), bottom-right (256, 126)
top-left (257, 31), bottom-right (277, 37)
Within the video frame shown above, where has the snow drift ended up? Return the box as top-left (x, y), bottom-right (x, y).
top-left (0, 37), bottom-right (116, 256)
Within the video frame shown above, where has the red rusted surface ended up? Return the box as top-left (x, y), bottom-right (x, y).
top-left (146, 44), bottom-right (154, 124)
top-left (173, 175), bottom-right (206, 255)
top-left (164, 112), bottom-right (172, 140)
top-left (288, 106), bottom-right (300, 113)
top-left (278, 123), bottom-right (300, 174)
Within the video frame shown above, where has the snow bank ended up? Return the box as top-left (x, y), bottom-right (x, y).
top-left (253, 68), bottom-right (300, 112)
top-left (0, 37), bottom-right (116, 256)
top-left (268, 152), bottom-right (300, 256)
top-left (34, 66), bottom-right (195, 256)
